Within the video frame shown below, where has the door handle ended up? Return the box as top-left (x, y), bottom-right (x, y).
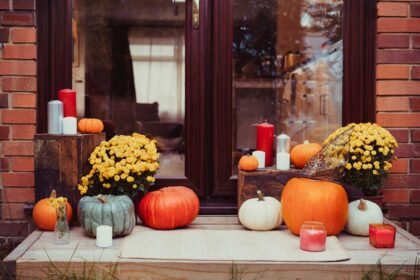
top-left (192, 0), bottom-right (199, 29)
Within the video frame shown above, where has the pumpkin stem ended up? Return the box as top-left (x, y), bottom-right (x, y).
top-left (303, 140), bottom-right (310, 144)
top-left (257, 190), bottom-right (265, 201)
top-left (49, 190), bottom-right (57, 199)
top-left (96, 194), bottom-right (108, 204)
top-left (358, 199), bottom-right (367, 211)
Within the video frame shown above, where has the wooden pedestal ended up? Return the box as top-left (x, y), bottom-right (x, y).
top-left (34, 134), bottom-right (105, 215)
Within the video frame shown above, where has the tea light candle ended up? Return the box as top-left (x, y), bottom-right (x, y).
top-left (276, 152), bottom-right (290, 170)
top-left (62, 117), bottom-right (77, 135)
top-left (252, 151), bottom-right (265, 169)
top-left (369, 224), bottom-right (396, 248)
top-left (300, 221), bottom-right (327, 252)
top-left (96, 225), bottom-right (113, 248)
top-left (48, 100), bottom-right (63, 134)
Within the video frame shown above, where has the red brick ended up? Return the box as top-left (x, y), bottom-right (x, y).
top-left (13, 0), bottom-right (35, 10)
top-left (377, 113), bottom-right (420, 127)
top-left (10, 27), bottom-right (35, 43)
top-left (2, 44), bottom-right (36, 59)
top-left (377, 81), bottom-right (420, 95)
top-left (389, 129), bottom-right (409, 143)
top-left (378, 18), bottom-right (420, 33)
top-left (10, 157), bottom-right (33, 172)
top-left (412, 129), bottom-right (420, 142)
top-left (394, 143), bottom-right (420, 157)
top-left (378, 3), bottom-right (408, 17)
top-left (0, 27), bottom-right (9, 42)
top-left (2, 77), bottom-right (36, 91)
top-left (409, 221), bottom-right (420, 235)
top-left (411, 3), bottom-right (420, 16)
top-left (1, 109), bottom-right (36, 124)
top-left (377, 50), bottom-right (420, 64)
top-left (0, 221), bottom-right (29, 236)
top-left (2, 188), bottom-right (34, 203)
top-left (11, 93), bottom-right (36, 108)
top-left (12, 124), bottom-right (35, 139)
top-left (410, 190), bottom-right (420, 202)
top-left (378, 34), bottom-right (410, 49)
top-left (0, 0), bottom-right (10, 10)
top-left (0, 157), bottom-right (9, 171)
top-left (0, 93), bottom-right (8, 108)
top-left (384, 174), bottom-right (420, 189)
top-left (1, 12), bottom-right (34, 26)
top-left (413, 35), bottom-right (420, 49)
top-left (387, 204), bottom-right (420, 219)
top-left (2, 172), bottom-right (34, 187)
top-left (390, 159), bottom-right (408, 173)
top-left (411, 159), bottom-right (420, 173)
top-left (0, 60), bottom-right (36, 75)
top-left (376, 97), bottom-right (409, 111)
top-left (2, 141), bottom-right (34, 156)
top-left (413, 66), bottom-right (420, 80)
top-left (383, 189), bottom-right (410, 203)
top-left (0, 125), bottom-right (10, 140)
top-left (376, 65), bottom-right (409, 80)
top-left (1, 203), bottom-right (26, 219)
top-left (410, 98), bottom-right (420, 111)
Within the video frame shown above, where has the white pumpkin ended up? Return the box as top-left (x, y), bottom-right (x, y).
top-left (346, 199), bottom-right (383, 236)
top-left (238, 190), bottom-right (282, 231)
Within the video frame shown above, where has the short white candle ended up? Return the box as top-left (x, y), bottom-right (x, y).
top-left (48, 100), bottom-right (63, 134)
top-left (276, 152), bottom-right (290, 170)
top-left (62, 117), bottom-right (77, 135)
top-left (96, 225), bottom-right (113, 248)
top-left (252, 150), bottom-right (265, 169)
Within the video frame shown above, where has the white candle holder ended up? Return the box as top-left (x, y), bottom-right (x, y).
top-left (96, 225), bottom-right (113, 248)
top-left (252, 150), bottom-right (265, 169)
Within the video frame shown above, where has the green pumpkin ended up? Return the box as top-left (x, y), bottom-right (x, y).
top-left (78, 195), bottom-right (136, 237)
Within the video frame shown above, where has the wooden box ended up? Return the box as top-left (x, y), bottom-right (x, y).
top-left (34, 134), bottom-right (105, 215)
top-left (237, 167), bottom-right (303, 207)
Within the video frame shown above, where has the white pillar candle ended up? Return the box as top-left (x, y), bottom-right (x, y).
top-left (276, 152), bottom-right (290, 170)
top-left (252, 150), bottom-right (265, 169)
top-left (96, 225), bottom-right (113, 248)
top-left (62, 117), bottom-right (77, 135)
top-left (48, 100), bottom-right (63, 134)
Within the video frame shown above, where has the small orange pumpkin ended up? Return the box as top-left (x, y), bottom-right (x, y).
top-left (32, 190), bottom-right (73, 231)
top-left (281, 178), bottom-right (348, 236)
top-left (78, 118), bottom-right (104, 134)
top-left (238, 155), bottom-right (259, 171)
top-left (290, 140), bottom-right (322, 169)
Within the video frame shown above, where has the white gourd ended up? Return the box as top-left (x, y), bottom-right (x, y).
top-left (346, 199), bottom-right (383, 236)
top-left (238, 190), bottom-right (282, 231)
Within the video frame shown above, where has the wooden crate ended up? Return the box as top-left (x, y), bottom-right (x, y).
top-left (34, 134), bottom-right (105, 216)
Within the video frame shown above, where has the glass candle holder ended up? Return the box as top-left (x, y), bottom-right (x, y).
top-left (369, 224), bottom-right (396, 248)
top-left (300, 221), bottom-right (327, 252)
top-left (54, 202), bottom-right (70, 245)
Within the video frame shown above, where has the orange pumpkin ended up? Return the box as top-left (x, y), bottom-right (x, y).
top-left (139, 186), bottom-right (200, 230)
top-left (281, 178), bottom-right (348, 236)
top-left (238, 155), bottom-right (259, 171)
top-left (290, 140), bottom-right (322, 169)
top-left (32, 191), bottom-right (73, 231)
top-left (78, 118), bottom-right (104, 134)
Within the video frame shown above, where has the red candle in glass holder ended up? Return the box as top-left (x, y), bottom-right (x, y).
top-left (256, 122), bottom-right (274, 166)
top-left (300, 221), bottom-right (327, 252)
top-left (369, 224), bottom-right (396, 248)
top-left (58, 89), bottom-right (77, 117)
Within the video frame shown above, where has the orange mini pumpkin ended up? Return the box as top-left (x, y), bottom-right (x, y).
top-left (78, 118), bottom-right (104, 134)
top-left (238, 155), bottom-right (259, 171)
top-left (32, 190), bottom-right (73, 231)
top-left (281, 178), bottom-right (348, 236)
top-left (290, 140), bottom-right (322, 169)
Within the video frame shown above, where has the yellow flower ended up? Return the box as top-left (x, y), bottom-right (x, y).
top-left (146, 176), bottom-right (155, 183)
top-left (114, 175), bottom-right (120, 182)
top-left (351, 155), bottom-right (357, 160)
top-left (345, 163), bottom-right (352, 170)
top-left (132, 184), bottom-right (138, 189)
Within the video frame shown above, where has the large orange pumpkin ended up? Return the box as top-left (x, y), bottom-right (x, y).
top-left (139, 186), bottom-right (200, 230)
top-left (32, 191), bottom-right (73, 231)
top-left (238, 155), bottom-right (259, 171)
top-left (290, 140), bottom-right (322, 169)
top-left (78, 118), bottom-right (104, 134)
top-left (281, 178), bottom-right (348, 236)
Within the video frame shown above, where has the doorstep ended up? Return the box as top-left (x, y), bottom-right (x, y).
top-left (4, 216), bottom-right (420, 280)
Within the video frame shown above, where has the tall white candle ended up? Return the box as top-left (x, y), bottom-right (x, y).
top-left (48, 100), bottom-right (63, 134)
top-left (252, 150), bottom-right (265, 169)
top-left (96, 225), bottom-right (113, 248)
top-left (276, 152), bottom-right (290, 170)
top-left (62, 117), bottom-right (77, 135)
top-left (276, 133), bottom-right (291, 153)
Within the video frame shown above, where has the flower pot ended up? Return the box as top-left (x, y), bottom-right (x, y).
top-left (363, 194), bottom-right (384, 209)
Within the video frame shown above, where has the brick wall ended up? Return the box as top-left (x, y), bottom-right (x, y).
top-left (0, 0), bottom-right (36, 250)
top-left (377, 1), bottom-right (420, 235)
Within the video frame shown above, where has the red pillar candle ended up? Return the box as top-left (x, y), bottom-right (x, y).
top-left (256, 122), bottom-right (274, 166)
top-left (58, 89), bottom-right (77, 117)
top-left (369, 224), bottom-right (396, 248)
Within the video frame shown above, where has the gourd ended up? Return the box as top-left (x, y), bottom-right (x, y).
top-left (238, 190), bottom-right (282, 231)
top-left (290, 140), bottom-right (322, 169)
top-left (238, 155), bottom-right (259, 171)
top-left (78, 195), bottom-right (135, 237)
top-left (32, 190), bottom-right (73, 231)
top-left (346, 199), bottom-right (383, 236)
top-left (139, 186), bottom-right (199, 230)
top-left (281, 178), bottom-right (348, 236)
top-left (78, 118), bottom-right (104, 134)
